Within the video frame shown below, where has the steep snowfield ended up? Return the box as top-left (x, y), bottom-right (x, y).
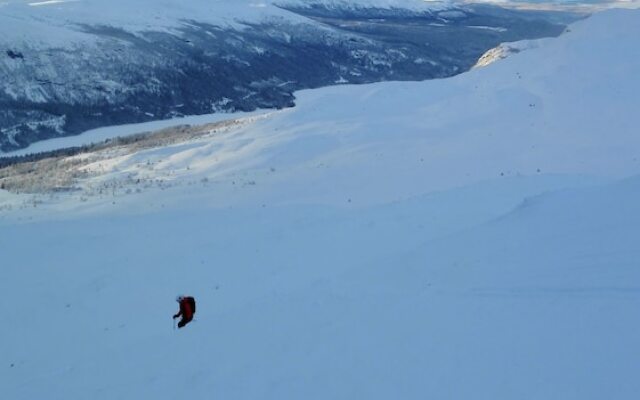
top-left (1, 8), bottom-right (640, 400)
top-left (0, 0), bottom-right (449, 40)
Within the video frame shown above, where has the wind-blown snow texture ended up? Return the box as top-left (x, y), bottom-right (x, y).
top-left (1, 8), bottom-right (640, 400)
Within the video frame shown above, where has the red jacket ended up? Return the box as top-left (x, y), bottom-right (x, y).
top-left (174, 297), bottom-right (195, 320)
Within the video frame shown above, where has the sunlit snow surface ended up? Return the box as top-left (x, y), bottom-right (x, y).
top-left (1, 9), bottom-right (640, 400)
top-left (0, 0), bottom-right (450, 38)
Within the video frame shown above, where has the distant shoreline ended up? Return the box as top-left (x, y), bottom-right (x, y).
top-left (0, 109), bottom-right (266, 159)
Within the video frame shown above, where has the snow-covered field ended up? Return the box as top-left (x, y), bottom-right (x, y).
top-left (1, 8), bottom-right (640, 399)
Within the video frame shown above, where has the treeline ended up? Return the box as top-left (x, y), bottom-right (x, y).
top-left (0, 145), bottom-right (91, 169)
top-left (0, 131), bottom-right (157, 170)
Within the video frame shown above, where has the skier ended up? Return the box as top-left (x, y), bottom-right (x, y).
top-left (173, 295), bottom-right (196, 328)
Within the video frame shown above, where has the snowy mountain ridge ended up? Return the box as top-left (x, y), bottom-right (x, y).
top-left (0, 0), bottom-right (572, 152)
top-left (1, 8), bottom-right (639, 400)
top-left (0, 8), bottom-right (638, 211)
top-left (0, 0), bottom-right (451, 39)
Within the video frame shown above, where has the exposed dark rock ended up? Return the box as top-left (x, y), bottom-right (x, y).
top-left (6, 50), bottom-right (23, 60)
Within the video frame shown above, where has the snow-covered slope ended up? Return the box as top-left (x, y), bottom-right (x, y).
top-left (0, 0), bottom-right (572, 152)
top-left (0, 0), bottom-right (448, 32)
top-left (2, 8), bottom-right (634, 208)
top-left (3, 174), bottom-right (639, 399)
top-left (0, 0), bottom-right (301, 37)
top-left (1, 8), bottom-right (639, 400)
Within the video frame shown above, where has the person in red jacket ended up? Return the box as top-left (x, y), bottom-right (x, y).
top-left (173, 295), bottom-right (196, 328)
